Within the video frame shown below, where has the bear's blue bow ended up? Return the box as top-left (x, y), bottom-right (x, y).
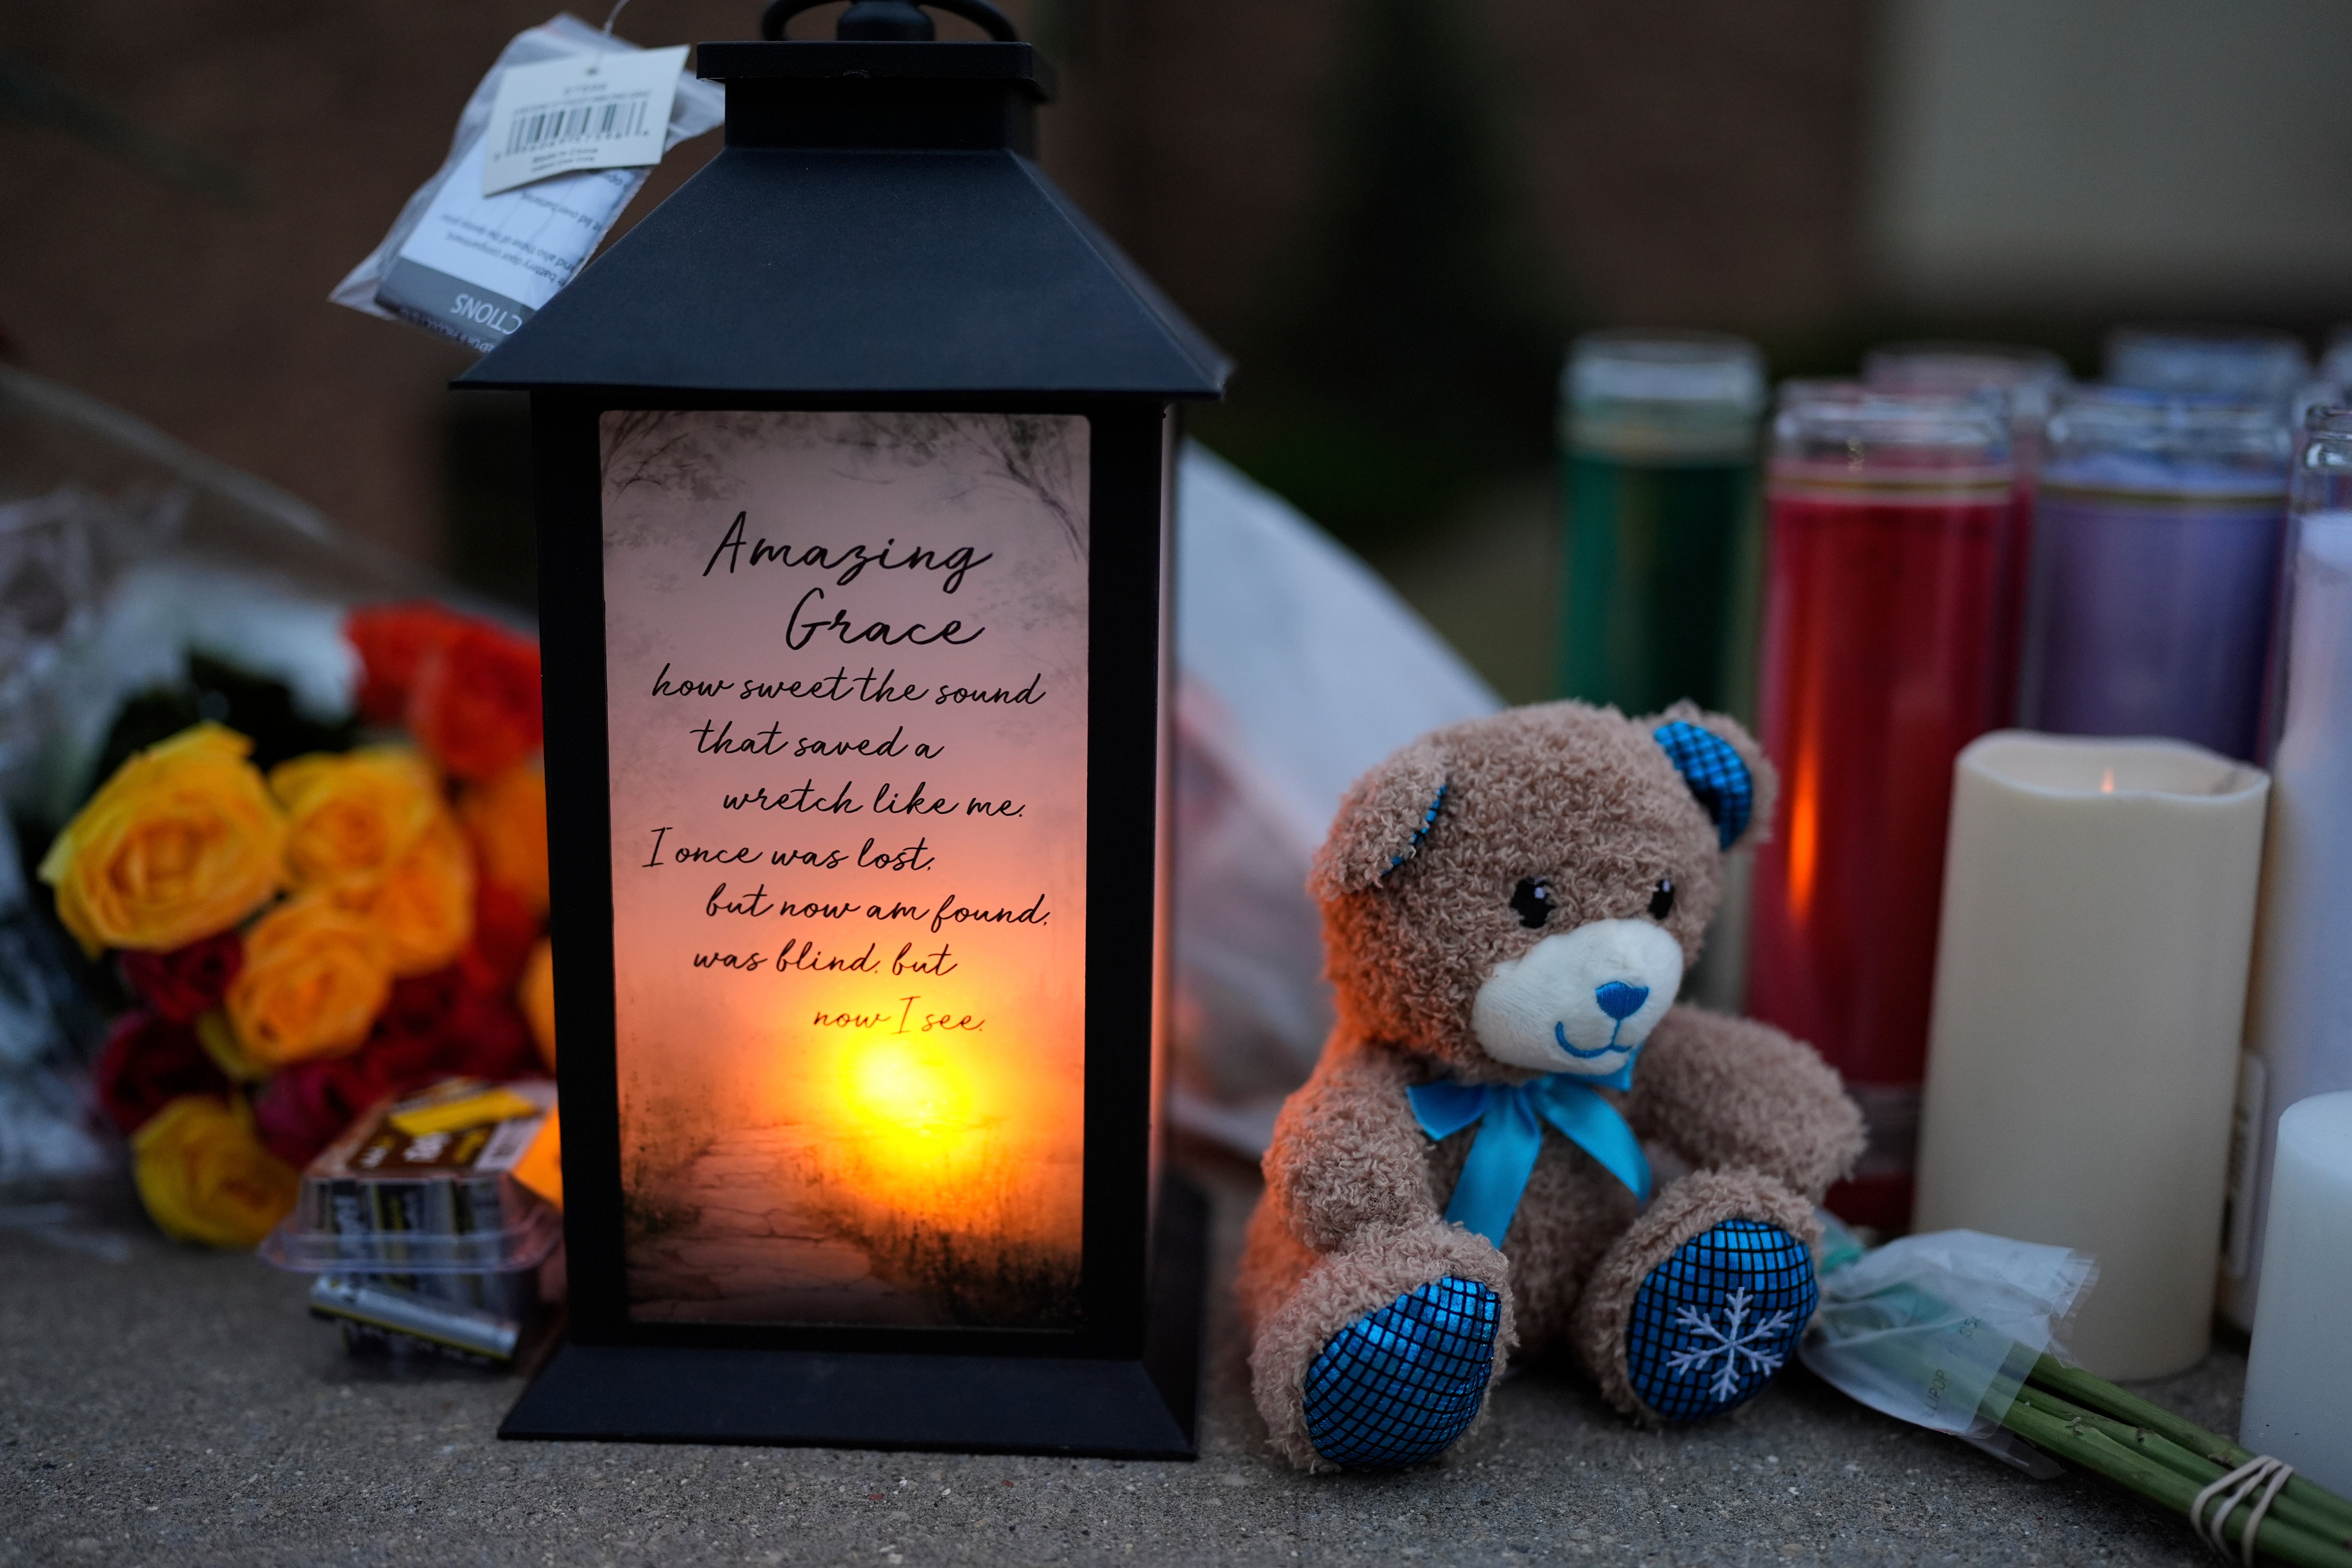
top-left (1406, 1058), bottom-right (1651, 1246)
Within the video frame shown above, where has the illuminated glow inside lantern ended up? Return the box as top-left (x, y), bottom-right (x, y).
top-left (823, 1035), bottom-right (997, 1206)
top-left (842, 1035), bottom-right (979, 1139)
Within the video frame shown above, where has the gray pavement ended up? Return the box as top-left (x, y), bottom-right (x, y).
top-left (3, 1157), bottom-right (2245, 1566)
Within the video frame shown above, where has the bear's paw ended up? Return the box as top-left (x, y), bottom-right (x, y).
top-left (1302, 1275), bottom-right (1500, 1468)
top-left (1626, 1218), bottom-right (1815, 1423)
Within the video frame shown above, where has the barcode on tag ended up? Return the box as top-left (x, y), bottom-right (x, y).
top-left (505, 98), bottom-right (651, 156)
top-left (479, 44), bottom-right (687, 197)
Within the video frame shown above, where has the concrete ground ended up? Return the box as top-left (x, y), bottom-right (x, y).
top-left (3, 1157), bottom-right (2246, 1567)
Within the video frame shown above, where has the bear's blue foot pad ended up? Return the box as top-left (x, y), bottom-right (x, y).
top-left (1627, 1217), bottom-right (1816, 1423)
top-left (1303, 1276), bottom-right (1499, 1468)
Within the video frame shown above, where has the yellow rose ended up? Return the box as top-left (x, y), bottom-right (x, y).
top-left (194, 1009), bottom-right (274, 1083)
top-left (459, 763), bottom-right (548, 916)
top-left (328, 815), bottom-right (475, 976)
top-left (225, 893), bottom-right (395, 1067)
top-left (270, 746), bottom-right (444, 887)
top-left (518, 936), bottom-right (556, 1071)
top-left (131, 1095), bottom-right (300, 1248)
top-left (39, 723), bottom-right (285, 954)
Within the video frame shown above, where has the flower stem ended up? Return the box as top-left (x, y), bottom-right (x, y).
top-left (2028, 1354), bottom-right (2352, 1540)
top-left (2009, 1386), bottom-right (2352, 1552)
top-left (2000, 1398), bottom-right (2352, 1568)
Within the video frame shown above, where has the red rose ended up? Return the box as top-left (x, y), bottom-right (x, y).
top-left (460, 879), bottom-right (542, 996)
top-left (119, 931), bottom-right (244, 1024)
top-left (360, 965), bottom-right (535, 1088)
top-left (250, 964), bottom-right (545, 1167)
top-left (374, 966), bottom-right (466, 1042)
top-left (250, 1054), bottom-right (381, 1169)
top-left (91, 1012), bottom-right (230, 1136)
top-left (438, 985), bottom-right (539, 1082)
top-left (345, 603), bottom-right (472, 728)
top-left (407, 624), bottom-right (542, 781)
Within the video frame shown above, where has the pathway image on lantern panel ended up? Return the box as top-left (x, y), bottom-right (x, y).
top-left (598, 410), bottom-right (1089, 1329)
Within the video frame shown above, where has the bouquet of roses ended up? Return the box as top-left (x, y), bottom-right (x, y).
top-left (41, 602), bottom-right (560, 1249)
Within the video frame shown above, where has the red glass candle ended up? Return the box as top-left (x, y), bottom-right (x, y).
top-left (1748, 385), bottom-right (2017, 1230)
top-left (1863, 342), bottom-right (2071, 722)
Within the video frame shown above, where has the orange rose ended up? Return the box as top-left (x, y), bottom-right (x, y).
top-left (460, 764), bottom-right (548, 916)
top-left (270, 747), bottom-right (445, 889)
top-left (131, 1095), bottom-right (300, 1248)
top-left (408, 623), bottom-right (542, 782)
top-left (345, 601), bottom-right (471, 728)
top-left (518, 936), bottom-right (555, 1071)
top-left (328, 815), bottom-right (476, 976)
top-left (39, 724), bottom-right (285, 953)
top-left (224, 893), bottom-right (395, 1067)
top-left (270, 747), bottom-right (476, 977)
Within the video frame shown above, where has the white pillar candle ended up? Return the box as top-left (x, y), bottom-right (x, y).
top-left (2226, 512), bottom-right (2352, 1328)
top-left (2241, 1091), bottom-right (2352, 1494)
top-left (1913, 731), bottom-right (2269, 1380)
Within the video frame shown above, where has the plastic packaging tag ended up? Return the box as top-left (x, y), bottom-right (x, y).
top-left (481, 44), bottom-right (686, 195)
top-left (1800, 1213), bottom-right (2096, 1473)
top-left (330, 14), bottom-right (721, 354)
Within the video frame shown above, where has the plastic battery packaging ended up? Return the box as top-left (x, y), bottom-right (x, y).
top-left (261, 1078), bottom-right (560, 1363)
top-left (329, 13), bottom-right (722, 353)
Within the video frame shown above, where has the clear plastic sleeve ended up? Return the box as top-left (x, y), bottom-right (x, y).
top-left (1800, 1212), bottom-right (2097, 1475)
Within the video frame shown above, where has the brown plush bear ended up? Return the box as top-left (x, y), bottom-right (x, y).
top-left (1238, 700), bottom-right (1865, 1471)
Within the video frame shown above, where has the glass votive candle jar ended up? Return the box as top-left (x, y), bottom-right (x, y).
top-left (2105, 323), bottom-right (2308, 411)
top-left (1747, 382), bottom-right (2017, 1230)
top-left (2019, 387), bottom-right (2291, 761)
top-left (1555, 329), bottom-right (1768, 720)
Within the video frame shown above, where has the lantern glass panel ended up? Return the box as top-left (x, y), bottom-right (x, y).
top-left (597, 408), bottom-right (1090, 1330)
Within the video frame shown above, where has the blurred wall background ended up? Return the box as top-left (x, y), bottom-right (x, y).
top-left (3, 0), bottom-right (2345, 699)
top-left (1869, 0), bottom-right (2352, 314)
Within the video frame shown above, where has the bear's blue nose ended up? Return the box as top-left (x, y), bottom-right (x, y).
top-left (1594, 981), bottom-right (1650, 1021)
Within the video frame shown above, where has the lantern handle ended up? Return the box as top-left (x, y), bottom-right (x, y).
top-left (760, 0), bottom-right (1019, 43)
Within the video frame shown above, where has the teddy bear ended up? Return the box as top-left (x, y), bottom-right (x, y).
top-left (1238, 699), bottom-right (1866, 1471)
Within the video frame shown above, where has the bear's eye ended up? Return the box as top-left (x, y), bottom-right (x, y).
top-left (1510, 878), bottom-right (1553, 929)
top-left (1648, 878), bottom-right (1676, 921)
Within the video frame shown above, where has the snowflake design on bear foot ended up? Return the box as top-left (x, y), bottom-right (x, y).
top-left (1625, 1218), bottom-right (1817, 1422)
top-left (1663, 1287), bottom-right (1795, 1401)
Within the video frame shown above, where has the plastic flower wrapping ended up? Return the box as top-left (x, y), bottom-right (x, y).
top-left (39, 601), bottom-right (556, 1247)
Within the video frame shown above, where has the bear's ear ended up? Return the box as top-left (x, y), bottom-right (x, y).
top-left (1308, 737), bottom-right (1450, 900)
top-left (1648, 702), bottom-right (1777, 852)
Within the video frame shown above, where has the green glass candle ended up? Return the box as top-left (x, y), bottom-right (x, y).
top-left (1555, 331), bottom-right (1766, 720)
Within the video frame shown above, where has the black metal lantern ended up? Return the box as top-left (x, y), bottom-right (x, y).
top-left (464, 0), bottom-right (1226, 1456)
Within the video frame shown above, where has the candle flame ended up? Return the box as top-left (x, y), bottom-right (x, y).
top-left (1786, 750), bottom-right (1818, 922)
top-left (2100, 767), bottom-right (2116, 794)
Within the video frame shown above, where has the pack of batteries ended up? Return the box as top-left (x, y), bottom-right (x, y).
top-left (261, 1078), bottom-right (561, 1365)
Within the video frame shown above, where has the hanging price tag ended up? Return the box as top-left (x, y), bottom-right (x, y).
top-left (480, 44), bottom-right (688, 196)
top-left (332, 16), bottom-right (722, 352)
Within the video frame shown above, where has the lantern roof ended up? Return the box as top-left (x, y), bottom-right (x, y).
top-left (458, 32), bottom-right (1228, 401)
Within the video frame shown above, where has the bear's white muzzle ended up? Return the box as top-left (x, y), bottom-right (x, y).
top-left (1470, 918), bottom-right (1683, 1076)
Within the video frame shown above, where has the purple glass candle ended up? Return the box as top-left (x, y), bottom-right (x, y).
top-left (2019, 389), bottom-right (2290, 761)
top-left (2107, 323), bottom-right (2308, 412)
